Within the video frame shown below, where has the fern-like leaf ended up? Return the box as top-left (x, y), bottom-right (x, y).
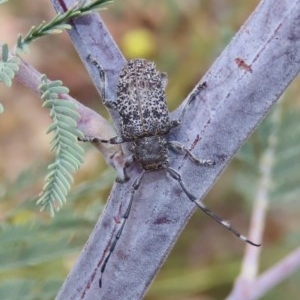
top-left (37, 75), bottom-right (84, 216)
top-left (0, 44), bottom-right (20, 111)
top-left (16, 0), bottom-right (113, 53)
top-left (0, 44), bottom-right (20, 87)
top-left (235, 101), bottom-right (300, 207)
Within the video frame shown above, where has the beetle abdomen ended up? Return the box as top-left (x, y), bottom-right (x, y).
top-left (117, 59), bottom-right (170, 139)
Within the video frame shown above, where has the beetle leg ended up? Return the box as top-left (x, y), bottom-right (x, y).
top-left (86, 54), bottom-right (117, 110)
top-left (168, 141), bottom-right (214, 166)
top-left (114, 154), bottom-right (135, 183)
top-left (99, 170), bottom-right (146, 288)
top-left (170, 82), bottom-right (207, 128)
top-left (78, 135), bottom-right (125, 144)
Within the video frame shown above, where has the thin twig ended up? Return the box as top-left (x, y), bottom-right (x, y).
top-left (252, 247), bottom-right (300, 299)
top-left (226, 104), bottom-right (282, 300)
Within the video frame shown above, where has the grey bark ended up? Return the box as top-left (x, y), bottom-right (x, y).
top-left (51, 0), bottom-right (300, 299)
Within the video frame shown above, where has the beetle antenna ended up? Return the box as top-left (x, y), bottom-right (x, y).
top-left (166, 167), bottom-right (260, 247)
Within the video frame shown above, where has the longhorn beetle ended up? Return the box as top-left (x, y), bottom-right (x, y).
top-left (82, 58), bottom-right (260, 287)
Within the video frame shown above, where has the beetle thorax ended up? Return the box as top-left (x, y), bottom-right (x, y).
top-left (132, 135), bottom-right (168, 170)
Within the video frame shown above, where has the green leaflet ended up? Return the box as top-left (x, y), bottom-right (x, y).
top-left (0, 0), bottom-right (113, 111)
top-left (37, 75), bottom-right (84, 215)
top-left (235, 103), bottom-right (300, 206)
top-left (0, 44), bottom-right (20, 88)
top-left (17, 0), bottom-right (113, 52)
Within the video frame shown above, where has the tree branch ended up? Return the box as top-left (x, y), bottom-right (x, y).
top-left (51, 0), bottom-right (125, 127)
top-left (14, 58), bottom-right (127, 182)
top-left (226, 103), bottom-right (281, 299)
top-left (50, 0), bottom-right (300, 299)
top-left (227, 247), bottom-right (300, 300)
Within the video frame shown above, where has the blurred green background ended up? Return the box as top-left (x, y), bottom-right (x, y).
top-left (0, 0), bottom-right (300, 299)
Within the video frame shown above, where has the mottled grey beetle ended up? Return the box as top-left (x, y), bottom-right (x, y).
top-left (82, 58), bottom-right (259, 287)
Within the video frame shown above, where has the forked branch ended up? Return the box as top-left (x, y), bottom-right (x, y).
top-left (49, 0), bottom-right (300, 299)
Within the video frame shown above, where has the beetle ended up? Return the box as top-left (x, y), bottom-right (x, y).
top-left (82, 58), bottom-right (260, 287)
